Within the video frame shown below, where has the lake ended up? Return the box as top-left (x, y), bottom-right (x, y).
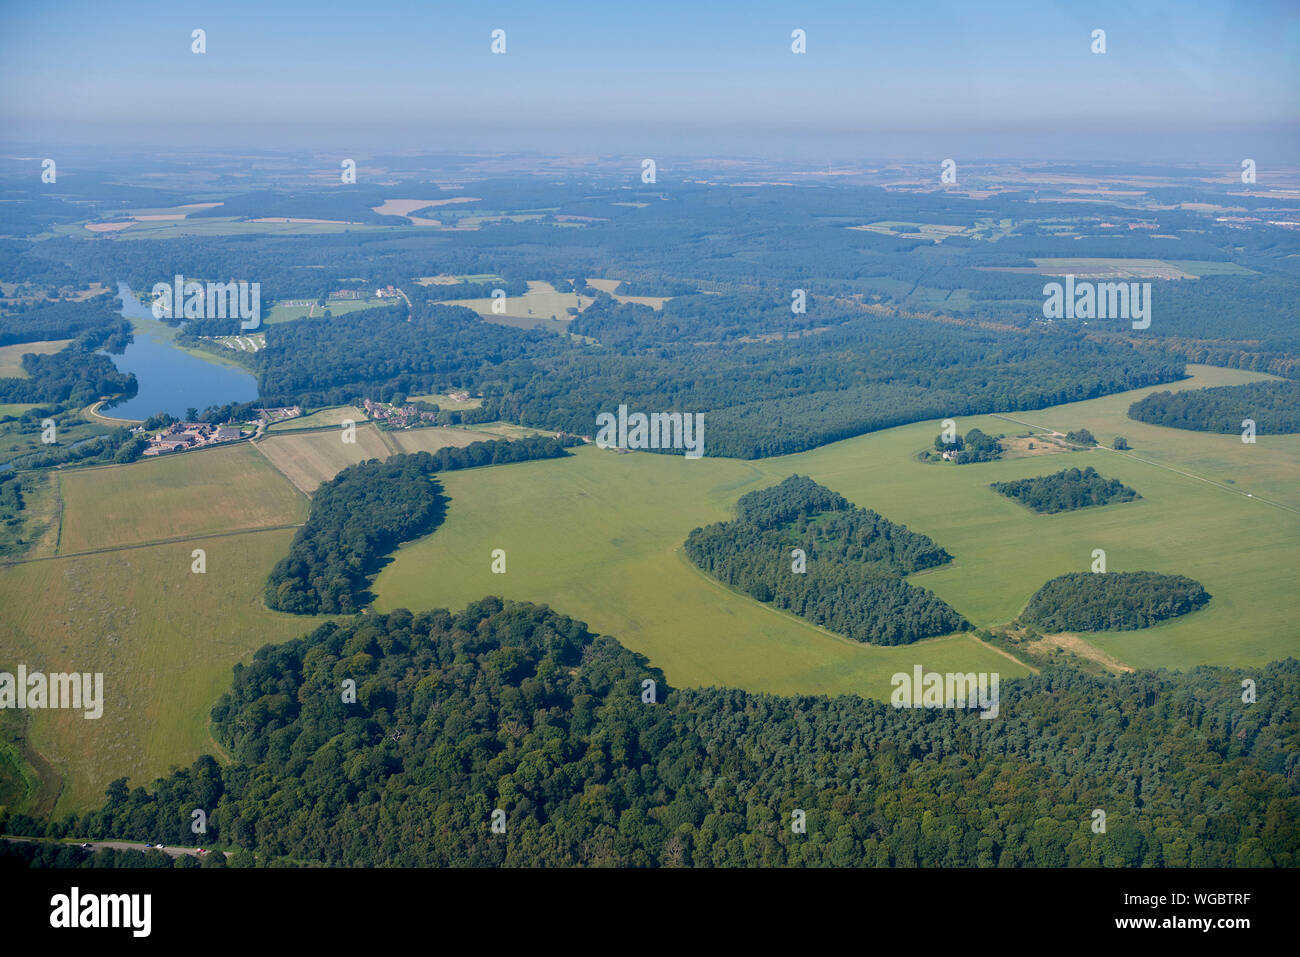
top-left (101, 281), bottom-right (259, 421)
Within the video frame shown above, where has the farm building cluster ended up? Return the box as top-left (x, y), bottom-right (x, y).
top-left (142, 422), bottom-right (247, 456)
top-left (362, 398), bottom-right (438, 428)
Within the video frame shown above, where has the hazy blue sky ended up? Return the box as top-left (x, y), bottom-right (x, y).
top-left (2, 0), bottom-right (1296, 160)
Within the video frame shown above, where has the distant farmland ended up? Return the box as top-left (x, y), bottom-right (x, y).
top-left (981, 258), bottom-right (1255, 280)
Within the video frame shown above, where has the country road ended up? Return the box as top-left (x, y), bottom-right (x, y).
top-left (3, 835), bottom-right (231, 859)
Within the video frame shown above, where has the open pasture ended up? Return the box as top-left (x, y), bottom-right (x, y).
top-left (57, 442), bottom-right (307, 553)
top-left (0, 528), bottom-right (331, 815)
top-left (373, 366), bottom-right (1299, 696)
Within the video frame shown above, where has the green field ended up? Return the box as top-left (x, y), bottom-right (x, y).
top-left (1028, 258), bottom-right (1198, 279)
top-left (1163, 260), bottom-right (1258, 277)
top-left (370, 447), bottom-right (1026, 699)
top-left (373, 365), bottom-right (1299, 696)
top-left (0, 404), bottom-right (42, 419)
top-left (407, 394), bottom-right (484, 411)
top-left (266, 405), bottom-right (366, 432)
top-left (57, 442), bottom-right (307, 553)
top-left (0, 470), bottom-right (60, 560)
top-left (0, 339), bottom-right (73, 378)
top-left (0, 528), bottom-right (332, 815)
top-left (448, 421), bottom-right (554, 440)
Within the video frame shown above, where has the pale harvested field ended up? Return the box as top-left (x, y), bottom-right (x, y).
top-left (999, 435), bottom-right (1071, 459)
top-left (444, 280), bottom-right (592, 322)
top-left (372, 198), bottom-right (480, 225)
top-left (416, 273), bottom-right (501, 286)
top-left (57, 442), bottom-right (307, 553)
top-left (256, 423), bottom-right (393, 494)
top-left (585, 277), bottom-right (668, 310)
top-left (1029, 633), bottom-right (1135, 674)
top-left (0, 339), bottom-right (73, 377)
top-left (387, 426), bottom-right (499, 455)
top-left (372, 197), bottom-right (479, 215)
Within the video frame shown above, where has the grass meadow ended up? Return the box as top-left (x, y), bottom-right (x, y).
top-left (0, 528), bottom-right (332, 816)
top-left (373, 366), bottom-right (1298, 692)
top-left (57, 442), bottom-right (307, 553)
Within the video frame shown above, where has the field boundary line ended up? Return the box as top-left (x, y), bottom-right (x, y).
top-left (52, 471), bottom-right (64, 556)
top-left (0, 522), bottom-right (304, 567)
top-left (373, 424), bottom-right (402, 456)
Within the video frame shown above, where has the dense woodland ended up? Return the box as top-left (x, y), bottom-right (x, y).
top-left (1128, 380), bottom-right (1300, 435)
top-left (1024, 571), bottom-right (1211, 632)
top-left (265, 455), bottom-right (448, 614)
top-left (991, 466), bottom-right (1141, 514)
top-left (0, 292), bottom-right (129, 347)
top-left (240, 291), bottom-right (1188, 461)
top-left (0, 345), bottom-right (134, 406)
top-left (685, 476), bottom-right (965, 644)
top-left (266, 437), bottom-right (578, 614)
top-left (5, 600), bottom-right (1295, 867)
